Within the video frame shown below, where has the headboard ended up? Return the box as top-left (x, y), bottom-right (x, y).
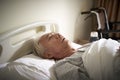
top-left (0, 21), bottom-right (59, 63)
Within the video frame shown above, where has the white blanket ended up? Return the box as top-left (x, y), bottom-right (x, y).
top-left (53, 39), bottom-right (120, 80)
top-left (83, 39), bottom-right (120, 80)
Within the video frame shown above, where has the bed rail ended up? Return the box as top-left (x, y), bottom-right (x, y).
top-left (0, 21), bottom-right (58, 42)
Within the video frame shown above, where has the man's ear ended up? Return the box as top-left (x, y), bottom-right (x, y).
top-left (44, 52), bottom-right (53, 59)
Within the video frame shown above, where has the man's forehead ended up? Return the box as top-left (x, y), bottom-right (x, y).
top-left (43, 33), bottom-right (51, 38)
top-left (41, 32), bottom-right (55, 38)
top-left (40, 32), bottom-right (59, 40)
top-left (39, 33), bottom-right (51, 41)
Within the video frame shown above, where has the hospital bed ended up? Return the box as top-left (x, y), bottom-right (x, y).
top-left (0, 21), bottom-right (82, 80)
top-left (0, 21), bottom-right (120, 80)
top-left (0, 21), bottom-right (59, 80)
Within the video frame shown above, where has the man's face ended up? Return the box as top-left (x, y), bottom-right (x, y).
top-left (39, 32), bottom-right (71, 59)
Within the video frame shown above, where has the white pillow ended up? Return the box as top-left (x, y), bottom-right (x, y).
top-left (0, 54), bottom-right (56, 80)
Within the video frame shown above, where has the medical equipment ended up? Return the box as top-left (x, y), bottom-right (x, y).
top-left (81, 7), bottom-right (120, 40)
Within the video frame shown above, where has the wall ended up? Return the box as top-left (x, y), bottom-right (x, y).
top-left (0, 0), bottom-right (93, 41)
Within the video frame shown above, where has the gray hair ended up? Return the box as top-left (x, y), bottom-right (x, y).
top-left (33, 37), bottom-right (45, 58)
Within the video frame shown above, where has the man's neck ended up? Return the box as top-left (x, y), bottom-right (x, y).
top-left (62, 47), bottom-right (76, 58)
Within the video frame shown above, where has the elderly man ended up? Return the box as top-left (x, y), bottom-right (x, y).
top-left (33, 32), bottom-right (120, 80)
top-left (33, 32), bottom-right (77, 60)
top-left (33, 32), bottom-right (91, 80)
